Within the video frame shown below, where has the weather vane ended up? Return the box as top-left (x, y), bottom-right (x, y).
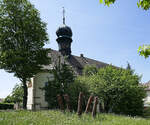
top-left (63, 7), bottom-right (65, 25)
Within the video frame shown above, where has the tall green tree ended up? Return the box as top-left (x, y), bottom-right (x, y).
top-left (44, 58), bottom-right (75, 109)
top-left (0, 0), bottom-right (50, 109)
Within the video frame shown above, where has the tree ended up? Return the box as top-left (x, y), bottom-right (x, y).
top-left (4, 83), bottom-right (23, 103)
top-left (126, 62), bottom-right (134, 74)
top-left (78, 65), bottom-right (146, 116)
top-left (0, 0), bottom-right (50, 109)
top-left (4, 95), bottom-right (13, 103)
top-left (43, 57), bottom-right (75, 109)
top-left (99, 0), bottom-right (150, 58)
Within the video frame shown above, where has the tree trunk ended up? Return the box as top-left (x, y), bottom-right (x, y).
top-left (63, 94), bottom-right (70, 111)
top-left (57, 94), bottom-right (64, 111)
top-left (92, 97), bottom-right (98, 117)
top-left (77, 92), bottom-right (83, 116)
top-left (23, 78), bottom-right (27, 109)
top-left (85, 95), bottom-right (94, 113)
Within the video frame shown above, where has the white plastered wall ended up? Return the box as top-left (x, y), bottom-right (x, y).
top-left (33, 72), bottom-right (54, 110)
top-left (144, 90), bottom-right (150, 107)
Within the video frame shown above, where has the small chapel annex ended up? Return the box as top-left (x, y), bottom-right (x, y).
top-left (27, 10), bottom-right (109, 110)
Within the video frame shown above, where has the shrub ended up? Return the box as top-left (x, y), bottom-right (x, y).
top-left (67, 79), bottom-right (90, 111)
top-left (143, 107), bottom-right (150, 118)
top-left (0, 103), bottom-right (14, 110)
top-left (78, 65), bottom-right (146, 116)
top-left (83, 65), bottom-right (98, 76)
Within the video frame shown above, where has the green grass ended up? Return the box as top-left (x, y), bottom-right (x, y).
top-left (0, 110), bottom-right (150, 125)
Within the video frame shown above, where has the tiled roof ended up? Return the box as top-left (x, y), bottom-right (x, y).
top-left (0, 98), bottom-right (4, 102)
top-left (144, 81), bottom-right (150, 91)
top-left (48, 49), bottom-right (109, 75)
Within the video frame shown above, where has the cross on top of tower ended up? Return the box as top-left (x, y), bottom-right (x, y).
top-left (63, 7), bottom-right (65, 25)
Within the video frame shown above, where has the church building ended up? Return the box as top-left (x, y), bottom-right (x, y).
top-left (27, 9), bottom-right (109, 110)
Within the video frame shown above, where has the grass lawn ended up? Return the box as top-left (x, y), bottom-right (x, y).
top-left (0, 110), bottom-right (150, 125)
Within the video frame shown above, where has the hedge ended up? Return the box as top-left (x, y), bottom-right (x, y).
top-left (0, 103), bottom-right (14, 110)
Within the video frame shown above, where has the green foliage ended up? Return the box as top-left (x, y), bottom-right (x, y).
top-left (67, 78), bottom-right (90, 110)
top-left (43, 59), bottom-right (75, 109)
top-left (99, 0), bottom-right (116, 6)
top-left (0, 0), bottom-right (50, 109)
top-left (4, 95), bottom-right (13, 103)
top-left (0, 103), bottom-right (14, 110)
top-left (126, 62), bottom-right (131, 70)
top-left (4, 83), bottom-right (23, 103)
top-left (138, 45), bottom-right (150, 58)
top-left (143, 107), bottom-right (150, 118)
top-left (83, 65), bottom-right (98, 76)
top-left (99, 0), bottom-right (150, 10)
top-left (78, 65), bottom-right (146, 116)
top-left (0, 110), bottom-right (150, 125)
top-left (0, 0), bottom-right (50, 78)
top-left (137, 0), bottom-right (150, 10)
top-left (126, 62), bottom-right (134, 74)
top-left (44, 59), bottom-right (91, 110)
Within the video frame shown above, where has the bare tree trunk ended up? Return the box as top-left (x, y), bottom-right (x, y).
top-left (57, 94), bottom-right (64, 110)
top-left (85, 95), bottom-right (94, 113)
top-left (77, 92), bottom-right (83, 116)
top-left (92, 97), bottom-right (98, 117)
top-left (63, 94), bottom-right (70, 111)
top-left (23, 78), bottom-right (27, 109)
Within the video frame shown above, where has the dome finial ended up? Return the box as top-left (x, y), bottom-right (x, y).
top-left (63, 7), bottom-right (65, 25)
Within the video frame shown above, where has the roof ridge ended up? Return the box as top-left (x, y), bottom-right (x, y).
top-left (145, 80), bottom-right (150, 85)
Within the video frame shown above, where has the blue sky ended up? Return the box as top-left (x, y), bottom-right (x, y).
top-left (0, 0), bottom-right (150, 98)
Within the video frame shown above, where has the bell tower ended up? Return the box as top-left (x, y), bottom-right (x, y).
top-left (56, 7), bottom-right (73, 56)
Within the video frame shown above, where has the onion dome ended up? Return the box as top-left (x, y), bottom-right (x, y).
top-left (56, 24), bottom-right (72, 38)
top-left (56, 7), bottom-right (73, 56)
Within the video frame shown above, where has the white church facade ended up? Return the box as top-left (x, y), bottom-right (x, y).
top-left (144, 81), bottom-right (150, 108)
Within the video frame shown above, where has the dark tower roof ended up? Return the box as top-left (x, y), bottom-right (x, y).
top-left (56, 7), bottom-right (73, 56)
top-left (56, 7), bottom-right (72, 38)
top-left (56, 24), bottom-right (72, 38)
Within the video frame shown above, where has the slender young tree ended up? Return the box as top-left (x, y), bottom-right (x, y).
top-left (0, 0), bottom-right (50, 109)
top-left (4, 83), bottom-right (23, 103)
top-left (44, 57), bottom-right (75, 109)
